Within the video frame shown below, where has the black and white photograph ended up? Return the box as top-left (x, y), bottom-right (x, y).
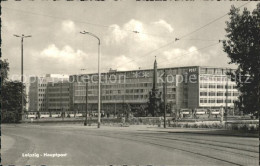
top-left (1, 0), bottom-right (259, 165)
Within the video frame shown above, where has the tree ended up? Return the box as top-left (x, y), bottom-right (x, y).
top-left (1, 81), bottom-right (26, 122)
top-left (222, 4), bottom-right (260, 116)
top-left (0, 59), bottom-right (10, 83)
top-left (0, 59), bottom-right (26, 123)
top-left (159, 102), bottom-right (172, 116)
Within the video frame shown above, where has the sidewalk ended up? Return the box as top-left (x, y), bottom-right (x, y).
top-left (138, 126), bottom-right (259, 138)
top-left (6, 123), bottom-right (258, 138)
top-left (1, 135), bottom-right (16, 153)
top-left (89, 125), bottom-right (259, 138)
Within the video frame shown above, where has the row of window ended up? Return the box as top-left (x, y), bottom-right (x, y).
top-left (200, 99), bottom-right (233, 103)
top-left (75, 94), bottom-right (176, 101)
top-left (48, 104), bottom-right (70, 107)
top-left (48, 88), bottom-right (70, 92)
top-left (200, 92), bottom-right (239, 96)
top-left (39, 84), bottom-right (47, 87)
top-left (76, 82), bottom-right (175, 90)
top-left (200, 84), bottom-right (236, 89)
top-left (39, 103), bottom-right (46, 107)
top-left (200, 68), bottom-right (234, 75)
top-left (48, 94), bottom-right (70, 97)
top-left (74, 87), bottom-right (177, 96)
top-left (200, 76), bottom-right (230, 82)
top-left (39, 94), bottom-right (46, 97)
top-left (48, 98), bottom-right (70, 102)
top-left (39, 88), bottom-right (46, 92)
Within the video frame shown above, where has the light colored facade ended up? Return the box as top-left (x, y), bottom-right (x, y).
top-left (69, 66), bottom-right (239, 115)
top-left (46, 81), bottom-right (70, 112)
top-left (28, 74), bottom-right (69, 112)
top-left (70, 70), bottom-right (178, 115)
top-left (198, 67), bottom-right (239, 108)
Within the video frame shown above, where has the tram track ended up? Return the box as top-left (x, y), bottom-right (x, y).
top-left (75, 130), bottom-right (258, 166)
top-left (121, 133), bottom-right (258, 153)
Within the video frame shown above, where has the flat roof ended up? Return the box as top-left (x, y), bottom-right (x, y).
top-left (70, 65), bottom-right (236, 77)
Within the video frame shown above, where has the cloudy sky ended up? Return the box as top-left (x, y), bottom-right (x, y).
top-left (1, 1), bottom-right (258, 78)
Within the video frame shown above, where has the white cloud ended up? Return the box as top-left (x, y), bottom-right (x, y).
top-left (123, 19), bottom-right (148, 41)
top-left (104, 19), bottom-right (167, 53)
top-left (107, 24), bottom-right (128, 44)
top-left (188, 46), bottom-right (197, 52)
top-left (61, 20), bottom-right (76, 33)
top-left (40, 44), bottom-right (86, 60)
top-left (113, 55), bottom-right (139, 71)
top-left (153, 20), bottom-right (174, 33)
top-left (105, 19), bottom-right (149, 45)
top-left (160, 46), bottom-right (209, 67)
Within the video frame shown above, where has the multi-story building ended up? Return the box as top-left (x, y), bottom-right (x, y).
top-left (46, 81), bottom-right (70, 113)
top-left (28, 74), bottom-right (69, 112)
top-left (69, 60), bottom-right (239, 115)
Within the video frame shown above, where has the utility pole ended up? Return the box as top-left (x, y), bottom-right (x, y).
top-left (80, 31), bottom-right (101, 128)
top-left (258, 68), bottom-right (260, 123)
top-left (60, 82), bottom-right (64, 120)
top-left (84, 79), bottom-right (89, 126)
top-left (225, 71), bottom-right (229, 128)
top-left (14, 34), bottom-right (31, 122)
top-left (163, 69), bottom-right (167, 128)
top-left (100, 83), bottom-right (103, 119)
top-left (123, 80), bottom-right (126, 118)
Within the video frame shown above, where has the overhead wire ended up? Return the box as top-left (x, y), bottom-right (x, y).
top-left (139, 42), bottom-right (221, 69)
top-left (2, 2), bottom-right (251, 74)
top-left (109, 1), bottom-right (251, 71)
top-left (177, 1), bottom-right (251, 40)
top-left (1, 6), bottom-right (173, 39)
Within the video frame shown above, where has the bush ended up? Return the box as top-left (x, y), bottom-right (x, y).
top-left (240, 124), bottom-right (248, 131)
top-left (232, 124), bottom-right (239, 130)
top-left (249, 125), bottom-right (256, 131)
top-left (193, 124), bottom-right (199, 128)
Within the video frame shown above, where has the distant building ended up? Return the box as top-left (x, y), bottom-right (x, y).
top-left (46, 81), bottom-right (70, 113)
top-left (69, 62), bottom-right (239, 116)
top-left (28, 74), bottom-right (69, 112)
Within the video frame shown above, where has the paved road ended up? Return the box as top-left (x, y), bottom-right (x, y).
top-left (1, 124), bottom-right (259, 166)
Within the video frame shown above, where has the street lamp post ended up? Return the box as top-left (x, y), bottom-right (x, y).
top-left (84, 78), bottom-right (89, 126)
top-left (257, 67), bottom-right (260, 123)
top-left (163, 69), bottom-right (167, 128)
top-left (80, 31), bottom-right (101, 128)
top-left (14, 34), bottom-right (32, 122)
top-left (225, 69), bottom-right (229, 129)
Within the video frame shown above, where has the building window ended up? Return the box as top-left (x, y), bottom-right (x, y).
top-left (216, 77), bottom-right (222, 81)
top-left (217, 100), bottom-right (223, 103)
top-left (225, 92), bottom-right (232, 96)
top-left (200, 92), bottom-right (207, 96)
top-left (233, 92), bottom-right (239, 96)
top-left (209, 92), bottom-right (215, 96)
top-left (215, 69), bottom-right (222, 75)
top-left (200, 68), bottom-right (206, 74)
top-left (217, 85), bottom-right (224, 89)
top-left (209, 99), bottom-right (215, 103)
top-left (200, 84), bottom-right (207, 88)
top-left (200, 99), bottom-right (207, 103)
top-left (217, 92), bottom-right (223, 96)
top-left (209, 84), bottom-right (215, 89)
top-left (207, 69), bottom-right (214, 74)
top-left (225, 85), bottom-right (232, 89)
top-left (225, 99), bottom-right (232, 103)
